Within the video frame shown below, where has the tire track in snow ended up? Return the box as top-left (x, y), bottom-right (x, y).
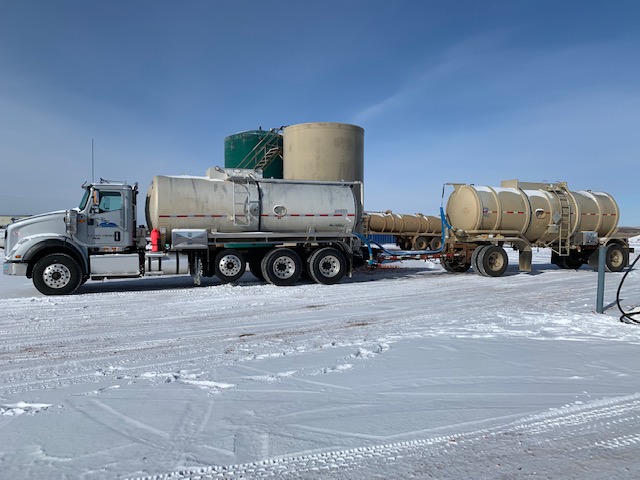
top-left (137, 393), bottom-right (640, 479)
top-left (0, 266), bottom-right (635, 399)
top-left (0, 280), bottom-right (413, 397)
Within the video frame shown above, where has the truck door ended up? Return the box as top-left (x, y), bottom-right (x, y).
top-left (87, 189), bottom-right (126, 249)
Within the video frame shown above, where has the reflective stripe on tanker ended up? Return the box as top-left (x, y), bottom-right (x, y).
top-left (158, 214), bottom-right (356, 218)
top-left (485, 211), bottom-right (617, 216)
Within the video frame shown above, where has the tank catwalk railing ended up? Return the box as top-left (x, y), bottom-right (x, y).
top-left (237, 130), bottom-right (282, 172)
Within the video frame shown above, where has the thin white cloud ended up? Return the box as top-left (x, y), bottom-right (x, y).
top-left (353, 32), bottom-right (639, 127)
top-left (353, 31), bottom-right (512, 124)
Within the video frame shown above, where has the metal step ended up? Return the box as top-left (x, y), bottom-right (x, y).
top-left (255, 146), bottom-right (282, 171)
top-left (238, 132), bottom-right (282, 173)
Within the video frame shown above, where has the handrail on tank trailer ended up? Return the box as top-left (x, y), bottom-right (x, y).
top-left (357, 207), bottom-right (450, 267)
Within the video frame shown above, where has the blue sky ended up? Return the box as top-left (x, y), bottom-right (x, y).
top-left (1, 0), bottom-right (639, 225)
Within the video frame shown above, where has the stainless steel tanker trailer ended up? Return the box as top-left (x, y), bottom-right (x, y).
top-left (437, 179), bottom-right (632, 276)
top-left (3, 167), bottom-right (364, 295)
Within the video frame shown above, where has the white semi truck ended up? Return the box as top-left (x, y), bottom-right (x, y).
top-left (3, 167), bottom-right (364, 295)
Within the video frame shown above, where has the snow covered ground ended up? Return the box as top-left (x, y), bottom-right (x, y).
top-left (1, 239), bottom-right (640, 479)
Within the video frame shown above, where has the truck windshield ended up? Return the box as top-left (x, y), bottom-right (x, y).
top-left (79, 188), bottom-right (91, 209)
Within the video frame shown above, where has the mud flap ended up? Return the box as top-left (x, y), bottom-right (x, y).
top-left (519, 248), bottom-right (532, 272)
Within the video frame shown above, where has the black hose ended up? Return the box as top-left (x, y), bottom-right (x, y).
top-left (616, 254), bottom-right (640, 324)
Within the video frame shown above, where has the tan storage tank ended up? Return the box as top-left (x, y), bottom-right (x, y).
top-left (446, 180), bottom-right (619, 244)
top-left (283, 122), bottom-right (364, 183)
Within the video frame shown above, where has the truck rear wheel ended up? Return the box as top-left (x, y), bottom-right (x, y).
top-left (32, 253), bottom-right (83, 295)
top-left (215, 249), bottom-right (246, 283)
top-left (261, 248), bottom-right (302, 286)
top-left (307, 247), bottom-right (347, 285)
top-left (477, 245), bottom-right (508, 277)
top-left (248, 260), bottom-right (265, 281)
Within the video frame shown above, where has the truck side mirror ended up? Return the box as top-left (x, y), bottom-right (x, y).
top-left (90, 190), bottom-right (100, 213)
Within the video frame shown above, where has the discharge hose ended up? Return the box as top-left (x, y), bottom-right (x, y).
top-left (616, 254), bottom-right (640, 324)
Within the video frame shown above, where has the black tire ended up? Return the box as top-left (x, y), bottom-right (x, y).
top-left (552, 251), bottom-right (583, 270)
top-left (247, 250), bottom-right (268, 281)
top-left (307, 247), bottom-right (347, 285)
top-left (397, 238), bottom-right (410, 250)
top-left (471, 245), bottom-right (487, 273)
top-left (261, 248), bottom-right (302, 286)
top-left (248, 260), bottom-right (265, 281)
top-left (414, 236), bottom-right (428, 251)
top-left (429, 236), bottom-right (443, 251)
top-left (441, 257), bottom-right (471, 273)
top-left (215, 249), bottom-right (246, 283)
top-left (606, 244), bottom-right (628, 272)
top-left (32, 253), bottom-right (83, 295)
top-left (477, 245), bottom-right (508, 277)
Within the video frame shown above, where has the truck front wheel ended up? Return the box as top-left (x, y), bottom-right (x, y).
top-left (32, 253), bottom-right (83, 295)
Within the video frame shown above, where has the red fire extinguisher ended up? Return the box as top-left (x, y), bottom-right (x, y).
top-left (150, 228), bottom-right (161, 252)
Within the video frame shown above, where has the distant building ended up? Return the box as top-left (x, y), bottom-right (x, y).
top-left (0, 215), bottom-right (30, 228)
top-left (1, 216), bottom-right (30, 248)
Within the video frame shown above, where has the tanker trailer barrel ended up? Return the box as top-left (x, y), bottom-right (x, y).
top-left (364, 212), bottom-right (442, 235)
top-left (445, 180), bottom-right (620, 243)
top-left (442, 180), bottom-right (629, 276)
top-left (364, 211), bottom-right (443, 252)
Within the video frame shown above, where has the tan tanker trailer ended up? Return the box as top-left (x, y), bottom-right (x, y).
top-left (364, 211), bottom-right (443, 250)
top-left (442, 180), bottom-right (632, 276)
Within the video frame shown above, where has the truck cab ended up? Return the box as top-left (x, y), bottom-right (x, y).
top-left (3, 181), bottom-right (139, 295)
top-left (73, 181), bottom-right (137, 252)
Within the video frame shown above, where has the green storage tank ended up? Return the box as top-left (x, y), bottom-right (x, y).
top-left (224, 130), bottom-right (283, 179)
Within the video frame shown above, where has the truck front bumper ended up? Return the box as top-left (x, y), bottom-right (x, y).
top-left (3, 262), bottom-right (27, 276)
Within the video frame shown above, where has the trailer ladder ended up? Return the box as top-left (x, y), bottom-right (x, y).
top-left (232, 177), bottom-right (253, 227)
top-left (552, 187), bottom-right (572, 256)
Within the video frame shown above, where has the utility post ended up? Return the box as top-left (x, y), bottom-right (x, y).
top-left (596, 243), bottom-right (607, 313)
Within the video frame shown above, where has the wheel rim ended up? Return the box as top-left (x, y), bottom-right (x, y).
top-left (609, 249), bottom-right (624, 269)
top-left (218, 254), bottom-right (243, 277)
top-left (415, 237), bottom-right (428, 250)
top-left (318, 255), bottom-right (341, 278)
top-left (487, 252), bottom-right (504, 271)
top-left (42, 263), bottom-right (72, 289)
top-left (272, 257), bottom-right (296, 279)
